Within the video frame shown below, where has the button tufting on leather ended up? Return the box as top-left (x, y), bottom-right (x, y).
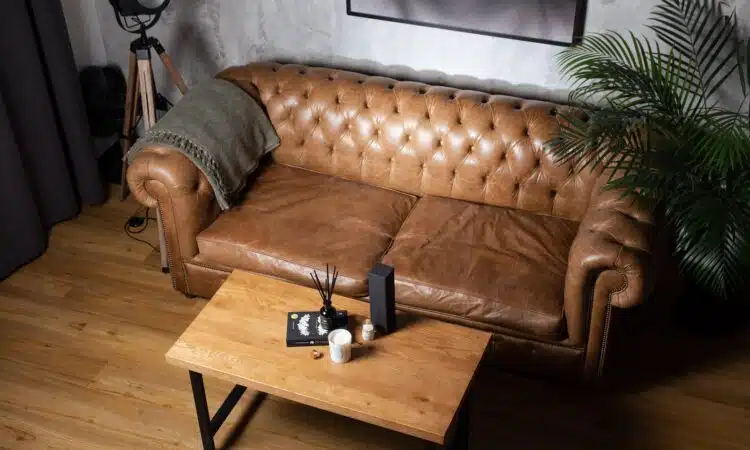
top-left (250, 63), bottom-right (602, 222)
top-left (298, 69), bottom-right (306, 75)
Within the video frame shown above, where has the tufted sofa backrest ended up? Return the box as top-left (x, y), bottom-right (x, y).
top-left (219, 62), bottom-right (600, 221)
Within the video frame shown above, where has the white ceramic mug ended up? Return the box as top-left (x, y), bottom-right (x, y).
top-left (327, 329), bottom-right (352, 363)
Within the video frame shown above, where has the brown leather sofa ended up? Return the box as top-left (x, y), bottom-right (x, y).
top-left (128, 63), bottom-right (653, 381)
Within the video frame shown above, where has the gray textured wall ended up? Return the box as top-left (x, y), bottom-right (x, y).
top-left (61, 0), bottom-right (107, 67)
top-left (64, 0), bottom-right (750, 103)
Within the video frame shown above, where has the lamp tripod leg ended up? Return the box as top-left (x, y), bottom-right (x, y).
top-left (148, 37), bottom-right (188, 96)
top-left (150, 39), bottom-right (188, 275)
top-left (120, 50), bottom-right (139, 200)
top-left (122, 38), bottom-right (186, 275)
top-left (159, 52), bottom-right (188, 95)
top-left (136, 58), bottom-right (156, 130)
top-left (135, 54), bottom-right (169, 273)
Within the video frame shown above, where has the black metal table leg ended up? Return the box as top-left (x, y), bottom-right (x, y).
top-left (444, 388), bottom-right (471, 450)
top-left (190, 371), bottom-right (217, 450)
top-left (189, 370), bottom-right (248, 450)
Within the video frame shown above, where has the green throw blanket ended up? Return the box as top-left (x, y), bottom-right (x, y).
top-left (126, 78), bottom-right (280, 210)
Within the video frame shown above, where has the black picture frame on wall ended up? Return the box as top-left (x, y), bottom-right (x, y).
top-left (346, 0), bottom-right (588, 47)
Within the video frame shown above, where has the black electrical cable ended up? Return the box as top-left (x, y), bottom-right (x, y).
top-left (133, 15), bottom-right (146, 29)
top-left (124, 206), bottom-right (159, 252)
top-left (124, 16), bottom-right (138, 31)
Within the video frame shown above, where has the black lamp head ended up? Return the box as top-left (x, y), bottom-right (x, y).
top-left (109, 0), bottom-right (170, 16)
top-left (109, 0), bottom-right (170, 33)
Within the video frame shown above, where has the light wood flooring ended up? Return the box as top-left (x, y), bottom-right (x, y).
top-left (0, 189), bottom-right (748, 450)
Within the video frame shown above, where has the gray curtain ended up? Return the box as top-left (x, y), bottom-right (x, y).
top-left (0, 0), bottom-right (106, 279)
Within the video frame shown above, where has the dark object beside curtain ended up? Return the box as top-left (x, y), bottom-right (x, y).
top-left (0, 0), bottom-right (106, 279)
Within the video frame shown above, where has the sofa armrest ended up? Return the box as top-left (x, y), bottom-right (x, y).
top-left (564, 181), bottom-right (653, 379)
top-left (126, 146), bottom-right (220, 293)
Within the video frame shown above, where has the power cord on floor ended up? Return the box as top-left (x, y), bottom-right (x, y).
top-left (124, 206), bottom-right (159, 252)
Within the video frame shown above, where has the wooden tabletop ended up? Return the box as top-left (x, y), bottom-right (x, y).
top-left (165, 270), bottom-right (491, 444)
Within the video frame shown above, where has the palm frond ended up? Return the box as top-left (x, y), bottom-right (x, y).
top-left (738, 37), bottom-right (750, 97)
top-left (648, 0), bottom-right (739, 102)
top-left (548, 109), bottom-right (647, 173)
top-left (693, 110), bottom-right (750, 173)
top-left (550, 0), bottom-right (750, 301)
top-left (559, 33), bottom-right (701, 120)
top-left (668, 171), bottom-right (750, 298)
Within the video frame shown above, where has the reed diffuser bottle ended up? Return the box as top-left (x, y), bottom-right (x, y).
top-left (311, 265), bottom-right (338, 332)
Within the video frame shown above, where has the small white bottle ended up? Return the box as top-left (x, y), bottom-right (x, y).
top-left (362, 319), bottom-right (375, 341)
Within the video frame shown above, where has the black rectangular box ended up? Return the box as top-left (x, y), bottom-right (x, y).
top-left (285, 310), bottom-right (348, 347)
top-left (368, 263), bottom-right (396, 334)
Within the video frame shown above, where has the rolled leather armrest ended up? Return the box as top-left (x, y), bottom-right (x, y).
top-left (126, 146), bottom-right (220, 293)
top-left (564, 182), bottom-right (653, 379)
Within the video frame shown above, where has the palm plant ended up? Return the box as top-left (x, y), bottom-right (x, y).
top-left (549, 0), bottom-right (750, 302)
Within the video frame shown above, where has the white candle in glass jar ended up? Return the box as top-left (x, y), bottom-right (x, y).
top-left (327, 329), bottom-right (352, 363)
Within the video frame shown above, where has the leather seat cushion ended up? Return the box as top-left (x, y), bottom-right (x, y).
top-left (382, 195), bottom-right (579, 339)
top-left (196, 163), bottom-right (418, 297)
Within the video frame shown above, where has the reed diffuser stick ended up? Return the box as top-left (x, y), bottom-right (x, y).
top-left (330, 266), bottom-right (338, 299)
top-left (310, 266), bottom-right (339, 307)
top-left (325, 264), bottom-right (330, 306)
top-left (310, 273), bottom-right (327, 304)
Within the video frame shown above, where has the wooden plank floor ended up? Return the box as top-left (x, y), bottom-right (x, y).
top-left (0, 189), bottom-right (748, 450)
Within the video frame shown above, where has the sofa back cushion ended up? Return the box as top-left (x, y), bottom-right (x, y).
top-left (218, 62), bottom-right (600, 221)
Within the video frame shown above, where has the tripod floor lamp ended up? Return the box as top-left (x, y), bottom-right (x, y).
top-left (110, 0), bottom-right (186, 272)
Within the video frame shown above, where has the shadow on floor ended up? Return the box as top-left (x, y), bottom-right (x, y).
top-left (466, 272), bottom-right (749, 450)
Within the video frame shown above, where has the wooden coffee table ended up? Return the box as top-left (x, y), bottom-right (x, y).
top-left (166, 270), bottom-right (491, 449)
